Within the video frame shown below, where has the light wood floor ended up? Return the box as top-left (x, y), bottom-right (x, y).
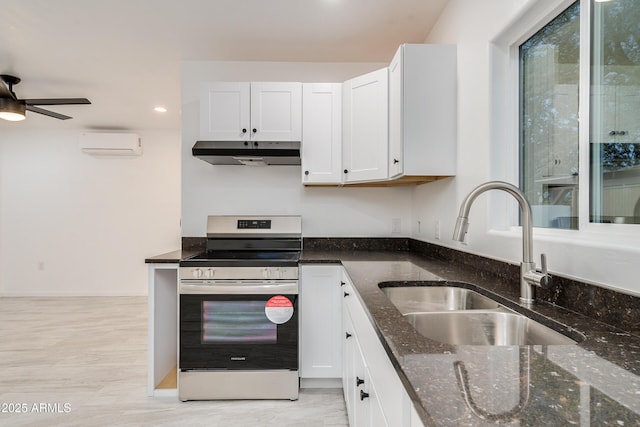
top-left (0, 297), bottom-right (348, 426)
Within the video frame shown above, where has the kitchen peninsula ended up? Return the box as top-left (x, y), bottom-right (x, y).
top-left (146, 238), bottom-right (640, 426)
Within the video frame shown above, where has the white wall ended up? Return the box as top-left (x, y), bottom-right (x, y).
top-left (181, 61), bottom-right (414, 238)
top-left (414, 0), bottom-right (640, 296)
top-left (0, 130), bottom-right (181, 296)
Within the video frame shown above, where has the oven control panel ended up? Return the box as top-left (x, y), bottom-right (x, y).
top-left (180, 266), bottom-right (299, 281)
top-left (237, 219), bottom-right (271, 229)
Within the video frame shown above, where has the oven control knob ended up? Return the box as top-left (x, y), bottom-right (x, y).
top-left (193, 268), bottom-right (203, 279)
top-left (204, 268), bottom-right (215, 279)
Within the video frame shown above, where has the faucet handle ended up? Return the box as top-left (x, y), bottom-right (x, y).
top-left (539, 253), bottom-right (552, 289)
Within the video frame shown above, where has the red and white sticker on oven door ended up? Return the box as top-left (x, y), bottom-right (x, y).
top-left (265, 296), bottom-right (294, 324)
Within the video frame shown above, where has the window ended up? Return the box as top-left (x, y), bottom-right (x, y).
top-left (590, 0), bottom-right (640, 224)
top-left (520, 0), bottom-right (640, 229)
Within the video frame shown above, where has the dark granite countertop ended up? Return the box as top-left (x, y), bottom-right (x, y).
top-left (145, 249), bottom-right (199, 264)
top-left (301, 249), bottom-right (640, 426)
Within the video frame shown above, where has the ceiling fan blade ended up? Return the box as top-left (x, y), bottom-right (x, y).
top-left (24, 98), bottom-right (91, 106)
top-left (26, 105), bottom-right (72, 120)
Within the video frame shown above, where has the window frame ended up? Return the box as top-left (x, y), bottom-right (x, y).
top-left (494, 0), bottom-right (640, 242)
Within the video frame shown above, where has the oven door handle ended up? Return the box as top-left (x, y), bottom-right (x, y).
top-left (179, 281), bottom-right (299, 295)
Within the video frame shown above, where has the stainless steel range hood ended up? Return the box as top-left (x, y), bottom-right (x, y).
top-left (192, 140), bottom-right (301, 166)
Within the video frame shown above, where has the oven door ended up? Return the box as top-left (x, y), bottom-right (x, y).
top-left (179, 280), bottom-right (298, 371)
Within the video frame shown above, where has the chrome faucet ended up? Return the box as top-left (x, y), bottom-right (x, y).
top-left (452, 181), bottom-right (551, 304)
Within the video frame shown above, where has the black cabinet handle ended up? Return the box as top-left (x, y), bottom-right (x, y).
top-left (360, 390), bottom-right (370, 401)
top-left (340, 281), bottom-right (346, 287)
top-left (304, 170), bottom-right (309, 176)
top-left (609, 130), bottom-right (629, 136)
top-left (344, 169), bottom-right (349, 174)
top-left (393, 158), bottom-right (399, 164)
top-left (344, 291), bottom-right (350, 298)
top-left (252, 128), bottom-right (257, 133)
top-left (242, 128), bottom-right (247, 134)
top-left (345, 332), bottom-right (352, 339)
top-left (356, 377), bottom-right (364, 387)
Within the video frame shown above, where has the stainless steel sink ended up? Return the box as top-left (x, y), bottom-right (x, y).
top-left (381, 286), bottom-right (501, 314)
top-left (405, 311), bottom-right (577, 346)
top-left (380, 285), bottom-right (579, 346)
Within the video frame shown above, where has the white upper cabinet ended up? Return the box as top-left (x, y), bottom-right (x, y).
top-left (342, 68), bottom-right (389, 183)
top-left (388, 44), bottom-right (457, 178)
top-left (251, 82), bottom-right (302, 141)
top-left (200, 82), bottom-right (251, 141)
top-left (200, 82), bottom-right (302, 141)
top-left (301, 83), bottom-right (343, 184)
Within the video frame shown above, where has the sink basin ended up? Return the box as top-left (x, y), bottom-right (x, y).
top-left (405, 311), bottom-right (577, 346)
top-left (381, 286), bottom-right (501, 314)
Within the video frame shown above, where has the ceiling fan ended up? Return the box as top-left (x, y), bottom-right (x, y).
top-left (0, 74), bottom-right (91, 121)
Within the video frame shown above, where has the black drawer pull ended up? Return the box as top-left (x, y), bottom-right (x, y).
top-left (344, 291), bottom-right (350, 298)
top-left (356, 377), bottom-right (364, 387)
top-left (360, 390), bottom-right (370, 401)
top-left (345, 332), bottom-right (352, 339)
top-left (340, 281), bottom-right (346, 286)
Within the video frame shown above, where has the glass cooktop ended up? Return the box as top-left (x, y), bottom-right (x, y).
top-left (180, 250), bottom-right (300, 267)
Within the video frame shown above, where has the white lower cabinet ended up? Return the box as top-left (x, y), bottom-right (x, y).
top-left (299, 265), bottom-right (343, 383)
top-left (343, 309), bottom-right (382, 426)
top-left (301, 265), bottom-right (425, 426)
top-left (342, 271), bottom-right (419, 427)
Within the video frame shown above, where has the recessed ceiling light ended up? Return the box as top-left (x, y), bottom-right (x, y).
top-left (154, 106), bottom-right (167, 113)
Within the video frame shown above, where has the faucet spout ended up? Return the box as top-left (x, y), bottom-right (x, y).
top-left (452, 181), bottom-right (550, 304)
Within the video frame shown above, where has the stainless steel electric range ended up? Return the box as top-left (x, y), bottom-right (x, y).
top-left (178, 215), bottom-right (301, 401)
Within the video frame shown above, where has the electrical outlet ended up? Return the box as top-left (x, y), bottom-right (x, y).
top-left (392, 218), bottom-right (401, 234)
top-left (434, 220), bottom-right (441, 240)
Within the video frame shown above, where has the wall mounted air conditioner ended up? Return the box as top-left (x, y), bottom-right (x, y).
top-left (79, 132), bottom-right (142, 156)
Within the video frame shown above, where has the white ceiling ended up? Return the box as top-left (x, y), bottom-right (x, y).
top-left (0, 0), bottom-right (449, 131)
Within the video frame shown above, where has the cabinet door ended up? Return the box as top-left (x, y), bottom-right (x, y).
top-left (299, 265), bottom-right (343, 378)
top-left (352, 335), bottom-right (370, 427)
top-left (394, 44), bottom-right (457, 177)
top-left (302, 83), bottom-right (343, 184)
top-left (614, 86), bottom-right (640, 143)
top-left (388, 47), bottom-right (404, 178)
top-left (368, 378), bottom-right (390, 427)
top-left (343, 68), bottom-right (389, 182)
top-left (250, 82), bottom-right (302, 141)
top-left (343, 307), bottom-right (356, 426)
top-left (200, 82), bottom-right (250, 141)
top-left (551, 84), bottom-right (579, 176)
